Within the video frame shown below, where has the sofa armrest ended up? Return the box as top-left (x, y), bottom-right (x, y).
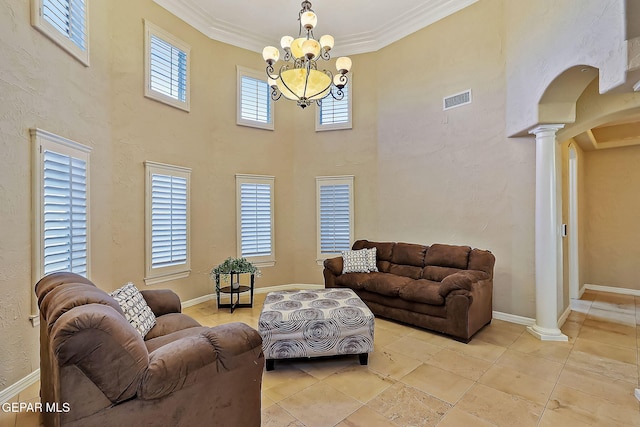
top-left (324, 256), bottom-right (343, 276)
top-left (439, 270), bottom-right (491, 298)
top-left (140, 289), bottom-right (182, 316)
top-left (139, 322), bottom-right (263, 400)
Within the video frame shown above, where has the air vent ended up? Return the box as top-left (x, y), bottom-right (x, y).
top-left (443, 89), bottom-right (472, 110)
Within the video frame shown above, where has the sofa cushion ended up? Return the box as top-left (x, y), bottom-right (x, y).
top-left (468, 249), bottom-right (495, 276)
top-left (363, 273), bottom-right (412, 297)
top-left (421, 266), bottom-right (463, 282)
top-left (425, 244), bottom-right (471, 269)
top-left (390, 242), bottom-right (427, 267)
top-left (144, 313), bottom-right (201, 340)
top-left (335, 272), bottom-right (373, 290)
top-left (398, 279), bottom-right (445, 305)
top-left (144, 326), bottom-right (211, 353)
top-left (110, 283), bottom-right (156, 337)
top-left (353, 240), bottom-right (395, 262)
top-left (389, 264), bottom-right (423, 279)
top-left (342, 248), bottom-right (378, 273)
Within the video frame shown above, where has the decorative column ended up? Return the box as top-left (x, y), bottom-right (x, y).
top-left (527, 125), bottom-right (568, 341)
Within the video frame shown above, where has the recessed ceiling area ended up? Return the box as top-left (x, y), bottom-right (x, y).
top-left (573, 113), bottom-right (640, 151)
top-left (152, 0), bottom-right (479, 56)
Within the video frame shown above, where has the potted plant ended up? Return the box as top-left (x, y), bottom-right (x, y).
top-left (210, 257), bottom-right (261, 289)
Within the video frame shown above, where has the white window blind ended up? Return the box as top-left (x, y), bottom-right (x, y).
top-left (317, 176), bottom-right (354, 260)
top-left (150, 174), bottom-right (187, 268)
top-left (237, 66), bottom-right (274, 130)
top-left (145, 161), bottom-right (191, 285)
top-left (316, 81), bottom-right (352, 131)
top-left (42, 150), bottom-right (88, 276)
top-left (150, 35), bottom-right (187, 103)
top-left (144, 20), bottom-right (191, 111)
top-left (236, 175), bottom-right (275, 265)
top-left (31, 0), bottom-right (89, 65)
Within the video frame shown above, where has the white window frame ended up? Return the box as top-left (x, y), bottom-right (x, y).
top-left (144, 20), bottom-right (191, 112)
top-left (144, 161), bottom-right (191, 285)
top-left (316, 175), bottom-right (354, 263)
top-left (237, 66), bottom-right (274, 130)
top-left (31, 128), bottom-right (92, 283)
top-left (316, 76), bottom-right (352, 131)
top-left (236, 174), bottom-right (275, 267)
top-left (31, 0), bottom-right (90, 66)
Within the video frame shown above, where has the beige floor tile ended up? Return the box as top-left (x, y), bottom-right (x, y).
top-left (335, 405), bottom-right (400, 427)
top-left (560, 319), bottom-right (583, 339)
top-left (437, 407), bottom-right (497, 427)
top-left (558, 364), bottom-right (640, 408)
top-left (509, 331), bottom-right (573, 363)
top-left (289, 354), bottom-right (361, 380)
top-left (375, 318), bottom-right (414, 336)
top-left (444, 337), bottom-right (507, 362)
top-left (261, 394), bottom-right (276, 410)
top-left (374, 326), bottom-right (405, 348)
top-left (425, 348), bottom-right (493, 381)
top-left (406, 328), bottom-right (452, 347)
top-left (581, 290), bottom-right (598, 301)
top-left (566, 309), bottom-right (587, 323)
top-left (495, 349), bottom-right (564, 383)
top-left (587, 307), bottom-right (637, 326)
top-left (473, 322), bottom-right (523, 348)
top-left (17, 382), bottom-right (40, 402)
top-left (478, 364), bottom-right (555, 406)
top-left (278, 382), bottom-right (362, 427)
top-left (543, 384), bottom-right (640, 427)
top-left (456, 383), bottom-right (544, 427)
top-left (593, 292), bottom-right (636, 306)
top-left (261, 404), bottom-right (305, 427)
top-left (0, 394), bottom-right (18, 427)
top-left (11, 411), bottom-right (40, 427)
top-left (262, 366), bottom-right (319, 402)
top-left (323, 365), bottom-right (395, 403)
top-left (569, 298), bottom-right (593, 314)
top-left (578, 319), bottom-right (637, 348)
top-left (367, 348), bottom-right (422, 380)
top-left (400, 364), bottom-right (474, 405)
top-left (386, 335), bottom-right (442, 362)
top-left (367, 382), bottom-right (452, 427)
top-left (567, 338), bottom-right (638, 383)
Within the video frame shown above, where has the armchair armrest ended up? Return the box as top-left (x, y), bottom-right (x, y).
top-left (139, 322), bottom-right (263, 400)
top-left (439, 270), bottom-right (491, 298)
top-left (324, 257), bottom-right (343, 276)
top-left (140, 289), bottom-right (182, 316)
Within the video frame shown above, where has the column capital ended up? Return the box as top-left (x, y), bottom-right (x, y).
top-left (529, 124), bottom-right (565, 137)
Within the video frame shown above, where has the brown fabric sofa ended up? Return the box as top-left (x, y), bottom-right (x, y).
top-left (323, 240), bottom-right (495, 342)
top-left (35, 272), bottom-right (264, 427)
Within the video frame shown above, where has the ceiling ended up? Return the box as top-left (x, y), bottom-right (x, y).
top-left (573, 113), bottom-right (640, 151)
top-left (152, 0), bottom-right (479, 56)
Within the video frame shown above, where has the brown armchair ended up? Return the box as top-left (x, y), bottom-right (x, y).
top-left (35, 272), bottom-right (264, 427)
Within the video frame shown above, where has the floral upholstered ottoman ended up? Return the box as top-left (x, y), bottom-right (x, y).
top-left (258, 288), bottom-right (374, 370)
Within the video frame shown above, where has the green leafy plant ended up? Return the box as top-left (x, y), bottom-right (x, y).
top-left (210, 257), bottom-right (261, 280)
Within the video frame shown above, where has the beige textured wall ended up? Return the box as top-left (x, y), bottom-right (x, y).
top-left (583, 145), bottom-right (640, 290)
top-left (0, 0), bottom-right (112, 391)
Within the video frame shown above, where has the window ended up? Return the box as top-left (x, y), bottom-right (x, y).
top-left (236, 175), bottom-right (275, 266)
top-left (316, 79), bottom-right (352, 131)
top-left (237, 66), bottom-right (274, 130)
top-left (31, 0), bottom-right (89, 65)
top-left (31, 128), bottom-right (91, 281)
top-left (144, 20), bottom-right (191, 111)
top-left (145, 161), bottom-right (191, 285)
top-left (316, 176), bottom-right (354, 261)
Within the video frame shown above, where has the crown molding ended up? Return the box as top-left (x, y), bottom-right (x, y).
top-left (154, 0), bottom-right (478, 56)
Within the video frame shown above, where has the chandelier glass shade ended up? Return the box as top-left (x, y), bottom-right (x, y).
top-left (262, 0), bottom-right (351, 109)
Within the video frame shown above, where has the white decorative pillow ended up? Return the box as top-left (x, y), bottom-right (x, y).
top-left (342, 248), bottom-right (378, 274)
top-left (110, 282), bottom-right (156, 337)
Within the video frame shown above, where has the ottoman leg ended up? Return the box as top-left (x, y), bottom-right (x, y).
top-left (358, 353), bottom-right (369, 366)
top-left (265, 359), bottom-right (275, 371)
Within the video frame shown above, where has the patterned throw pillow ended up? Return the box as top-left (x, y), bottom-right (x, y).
top-left (110, 282), bottom-right (156, 337)
top-left (341, 248), bottom-right (378, 274)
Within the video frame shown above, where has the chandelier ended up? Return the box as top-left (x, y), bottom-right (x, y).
top-left (261, 0), bottom-right (352, 109)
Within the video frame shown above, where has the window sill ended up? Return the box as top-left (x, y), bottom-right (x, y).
top-left (144, 270), bottom-right (190, 286)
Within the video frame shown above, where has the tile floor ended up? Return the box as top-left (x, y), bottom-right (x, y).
top-left (3, 289), bottom-right (639, 426)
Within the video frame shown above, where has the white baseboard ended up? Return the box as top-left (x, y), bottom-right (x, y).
top-left (492, 311), bottom-right (535, 326)
top-left (578, 285), bottom-right (586, 299)
top-left (557, 305), bottom-right (572, 328)
top-left (0, 369), bottom-right (40, 405)
top-left (180, 284), bottom-right (324, 308)
top-left (584, 283), bottom-right (640, 297)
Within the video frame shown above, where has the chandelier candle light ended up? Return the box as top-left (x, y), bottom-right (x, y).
top-left (262, 0), bottom-right (352, 109)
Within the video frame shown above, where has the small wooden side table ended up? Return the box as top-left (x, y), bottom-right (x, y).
top-left (214, 272), bottom-right (254, 313)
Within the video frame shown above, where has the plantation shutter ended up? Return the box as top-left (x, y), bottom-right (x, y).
top-left (151, 174), bottom-right (187, 268)
top-left (240, 75), bottom-right (271, 124)
top-left (320, 85), bottom-right (350, 125)
top-left (319, 183), bottom-right (351, 254)
top-left (42, 0), bottom-right (87, 50)
top-left (240, 182), bottom-right (272, 257)
top-left (42, 150), bottom-right (88, 276)
top-left (150, 35), bottom-right (188, 102)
